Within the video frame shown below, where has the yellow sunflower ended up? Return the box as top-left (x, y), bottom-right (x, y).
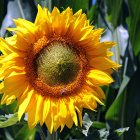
top-left (0, 5), bottom-right (120, 133)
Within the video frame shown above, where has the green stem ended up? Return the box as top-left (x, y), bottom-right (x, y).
top-left (47, 131), bottom-right (57, 140)
top-left (37, 125), bottom-right (46, 140)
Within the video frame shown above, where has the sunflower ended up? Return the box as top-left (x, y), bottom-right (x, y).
top-left (0, 5), bottom-right (119, 133)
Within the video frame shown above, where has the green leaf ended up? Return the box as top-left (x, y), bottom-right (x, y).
top-left (115, 127), bottom-right (129, 136)
top-left (52, 0), bottom-right (88, 13)
top-left (136, 118), bottom-right (140, 140)
top-left (127, 0), bottom-right (140, 55)
top-left (116, 76), bottom-right (130, 98)
top-left (0, 113), bottom-right (18, 128)
top-left (92, 121), bottom-right (106, 129)
top-left (15, 125), bottom-right (36, 140)
top-left (36, 125), bottom-right (46, 140)
top-left (0, 0), bottom-right (4, 28)
top-left (123, 68), bottom-right (140, 140)
top-left (4, 130), bottom-right (14, 140)
top-left (0, 115), bottom-right (7, 121)
top-left (105, 76), bottom-right (129, 126)
top-left (0, 100), bottom-right (17, 114)
top-left (105, 90), bottom-right (125, 127)
top-left (106, 0), bottom-right (122, 28)
top-left (88, 5), bottom-right (98, 25)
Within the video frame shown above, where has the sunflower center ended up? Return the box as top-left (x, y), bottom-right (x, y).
top-left (26, 37), bottom-right (88, 97)
top-left (35, 41), bottom-right (80, 86)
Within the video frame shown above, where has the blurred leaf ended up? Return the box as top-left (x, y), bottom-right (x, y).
top-left (0, 115), bottom-right (7, 121)
top-left (126, 0), bottom-right (140, 56)
top-left (123, 68), bottom-right (140, 140)
top-left (116, 76), bottom-right (129, 98)
top-left (36, 125), bottom-right (46, 140)
top-left (105, 76), bottom-right (129, 127)
top-left (69, 127), bottom-right (84, 139)
top-left (4, 130), bottom-right (14, 140)
top-left (136, 118), bottom-right (140, 140)
top-left (116, 25), bottom-right (129, 58)
top-left (105, 75), bottom-right (130, 140)
top-left (97, 0), bottom-right (112, 30)
top-left (106, 0), bottom-right (122, 28)
top-left (35, 0), bottom-right (52, 11)
top-left (0, 0), bottom-right (37, 37)
top-left (85, 129), bottom-right (100, 140)
top-left (0, 0), bottom-right (5, 28)
top-left (107, 131), bottom-right (119, 140)
top-left (98, 128), bottom-right (128, 140)
top-left (88, 5), bottom-right (98, 25)
top-left (52, 0), bottom-right (88, 13)
top-left (0, 113), bottom-right (18, 128)
top-left (15, 125), bottom-right (36, 140)
top-left (115, 127), bottom-right (129, 136)
top-left (105, 24), bottom-right (135, 137)
top-left (0, 101), bottom-right (17, 115)
top-left (92, 121), bottom-right (106, 129)
top-left (99, 128), bottom-right (109, 139)
top-left (82, 113), bottom-right (93, 136)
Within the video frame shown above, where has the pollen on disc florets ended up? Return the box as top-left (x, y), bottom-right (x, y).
top-left (36, 41), bottom-right (81, 86)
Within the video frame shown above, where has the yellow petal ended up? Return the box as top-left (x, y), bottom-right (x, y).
top-left (75, 106), bottom-right (82, 126)
top-left (51, 7), bottom-right (61, 35)
top-left (35, 5), bottom-right (44, 24)
top-left (78, 91), bottom-right (97, 110)
top-left (0, 82), bottom-right (4, 93)
top-left (92, 28), bottom-right (104, 42)
top-left (1, 81), bottom-right (29, 105)
top-left (35, 5), bottom-right (47, 25)
top-left (14, 32), bottom-right (29, 50)
top-left (68, 97), bottom-right (78, 126)
top-left (59, 99), bottom-right (67, 131)
top-left (87, 42), bottom-right (116, 56)
top-left (1, 94), bottom-right (14, 105)
top-left (0, 53), bottom-right (19, 64)
top-left (93, 86), bottom-right (105, 99)
top-left (27, 94), bottom-right (37, 128)
top-left (0, 64), bottom-right (25, 80)
top-left (35, 94), bottom-right (43, 125)
top-left (45, 98), bottom-right (53, 134)
top-left (40, 97), bottom-right (50, 125)
top-left (18, 88), bottom-right (33, 120)
top-left (84, 85), bottom-right (105, 101)
top-left (0, 38), bottom-right (12, 55)
top-left (52, 99), bottom-right (60, 131)
top-left (65, 106), bottom-right (73, 128)
top-left (35, 5), bottom-right (52, 37)
top-left (89, 57), bottom-right (120, 70)
top-left (27, 93), bottom-right (43, 128)
top-left (107, 51), bottom-right (114, 57)
top-left (8, 27), bottom-right (36, 44)
top-left (87, 69), bottom-right (114, 86)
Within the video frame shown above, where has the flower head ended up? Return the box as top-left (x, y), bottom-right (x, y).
top-left (0, 5), bottom-right (120, 133)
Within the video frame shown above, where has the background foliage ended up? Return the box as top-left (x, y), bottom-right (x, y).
top-left (0, 0), bottom-right (140, 140)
